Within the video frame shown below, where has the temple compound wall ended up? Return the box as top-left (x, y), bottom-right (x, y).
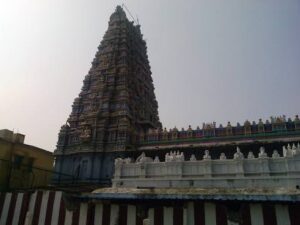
top-left (113, 144), bottom-right (300, 189)
top-left (0, 190), bottom-right (299, 225)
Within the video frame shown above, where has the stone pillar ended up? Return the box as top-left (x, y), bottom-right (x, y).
top-left (38, 191), bottom-right (50, 225)
top-left (275, 204), bottom-right (291, 225)
top-left (12, 193), bottom-right (24, 225)
top-left (186, 202), bottom-right (195, 225)
top-left (249, 204), bottom-right (263, 225)
top-left (127, 205), bottom-right (137, 225)
top-left (148, 208), bottom-right (154, 225)
top-left (0, 193), bottom-right (12, 225)
top-left (163, 207), bottom-right (173, 225)
top-left (110, 204), bottom-right (120, 225)
top-left (204, 202), bottom-right (216, 225)
top-left (24, 192), bottom-right (37, 225)
top-left (94, 203), bottom-right (103, 225)
top-left (64, 210), bottom-right (73, 225)
top-left (183, 207), bottom-right (187, 225)
top-left (79, 203), bottom-right (88, 225)
top-left (51, 192), bottom-right (63, 225)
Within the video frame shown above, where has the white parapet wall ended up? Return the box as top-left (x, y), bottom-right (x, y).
top-left (112, 144), bottom-right (300, 189)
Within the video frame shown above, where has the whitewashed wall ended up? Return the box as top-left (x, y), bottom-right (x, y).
top-left (113, 150), bottom-right (300, 189)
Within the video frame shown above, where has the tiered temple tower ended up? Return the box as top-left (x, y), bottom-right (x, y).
top-left (54, 6), bottom-right (161, 184)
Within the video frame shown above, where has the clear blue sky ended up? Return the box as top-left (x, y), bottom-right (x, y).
top-left (0, 0), bottom-right (299, 151)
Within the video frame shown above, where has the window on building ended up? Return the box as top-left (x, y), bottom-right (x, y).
top-left (27, 158), bottom-right (34, 172)
top-left (13, 155), bottom-right (24, 169)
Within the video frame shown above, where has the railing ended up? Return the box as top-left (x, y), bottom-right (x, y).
top-left (113, 144), bottom-right (300, 189)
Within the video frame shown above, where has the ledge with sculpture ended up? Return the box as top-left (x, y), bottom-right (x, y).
top-left (139, 115), bottom-right (300, 146)
top-left (113, 144), bottom-right (300, 189)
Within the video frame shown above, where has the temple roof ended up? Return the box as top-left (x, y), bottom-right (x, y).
top-left (78, 187), bottom-right (300, 202)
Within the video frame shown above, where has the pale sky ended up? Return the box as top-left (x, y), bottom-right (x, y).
top-left (0, 0), bottom-right (299, 151)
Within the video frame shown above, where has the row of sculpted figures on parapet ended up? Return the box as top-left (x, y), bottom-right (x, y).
top-left (142, 115), bottom-right (300, 142)
top-left (115, 143), bottom-right (300, 166)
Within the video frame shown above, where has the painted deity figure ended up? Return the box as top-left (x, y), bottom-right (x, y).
top-left (295, 143), bottom-right (300, 156)
top-left (170, 151), bottom-right (175, 161)
top-left (114, 158), bottom-right (124, 178)
top-left (234, 147), bottom-right (244, 159)
top-left (165, 151), bottom-right (184, 162)
top-left (83, 127), bottom-right (91, 137)
top-left (219, 153), bottom-right (227, 160)
top-left (136, 152), bottom-right (153, 163)
top-left (124, 157), bottom-right (132, 164)
top-left (190, 154), bottom-right (197, 161)
top-left (203, 150), bottom-right (211, 160)
top-left (247, 151), bottom-right (255, 159)
top-left (165, 153), bottom-right (170, 162)
top-left (283, 146), bottom-right (290, 157)
top-left (154, 156), bottom-right (160, 162)
top-left (114, 158), bottom-right (124, 167)
top-left (258, 147), bottom-right (268, 158)
top-left (292, 143), bottom-right (299, 156)
top-left (136, 152), bottom-right (146, 162)
top-left (176, 152), bottom-right (185, 162)
top-left (169, 151), bottom-right (174, 161)
top-left (272, 150), bottom-right (280, 158)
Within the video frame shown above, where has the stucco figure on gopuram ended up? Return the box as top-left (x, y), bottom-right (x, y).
top-left (53, 6), bottom-right (161, 184)
top-left (53, 6), bottom-right (300, 186)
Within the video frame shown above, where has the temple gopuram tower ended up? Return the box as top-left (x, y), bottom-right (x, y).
top-left (54, 6), bottom-right (161, 184)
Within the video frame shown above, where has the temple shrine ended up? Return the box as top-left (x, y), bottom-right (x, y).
top-left (53, 7), bottom-right (300, 185)
top-left (47, 6), bottom-right (300, 225)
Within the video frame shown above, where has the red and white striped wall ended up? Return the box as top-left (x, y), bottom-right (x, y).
top-left (0, 191), bottom-right (299, 225)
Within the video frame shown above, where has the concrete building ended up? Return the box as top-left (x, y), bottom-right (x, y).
top-left (0, 129), bottom-right (54, 191)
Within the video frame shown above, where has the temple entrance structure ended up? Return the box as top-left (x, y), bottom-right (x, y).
top-left (53, 6), bottom-right (300, 189)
